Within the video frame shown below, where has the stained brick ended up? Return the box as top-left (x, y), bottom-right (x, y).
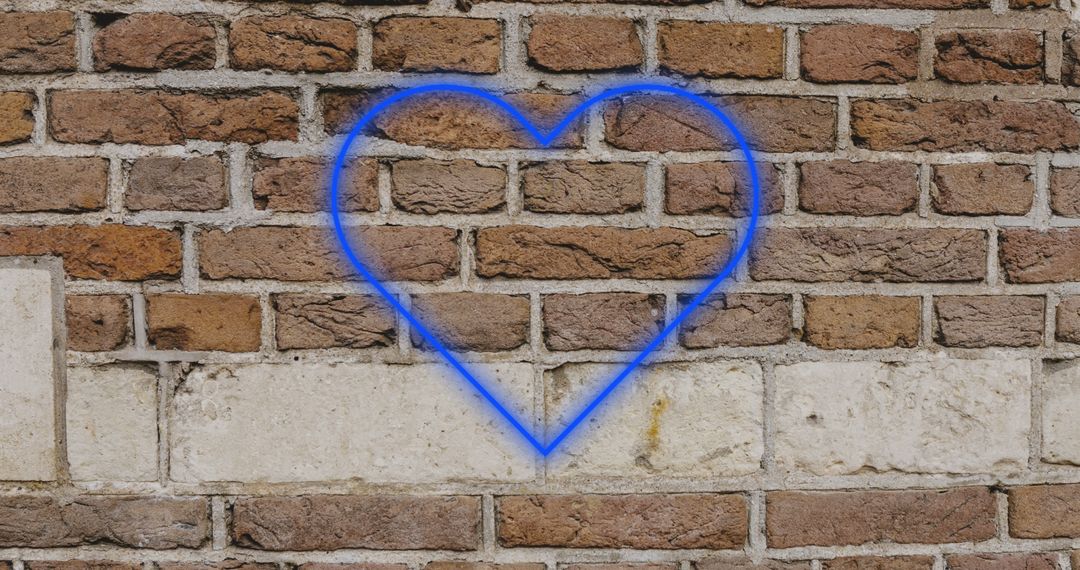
top-left (803, 296), bottom-right (920, 349)
top-left (147, 294), bottom-right (262, 352)
top-left (0, 92), bottom-right (35, 144)
top-left (66, 295), bottom-right (132, 352)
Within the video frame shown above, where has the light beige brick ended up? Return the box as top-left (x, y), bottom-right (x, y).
top-left (66, 366), bottom-right (158, 481)
top-left (1042, 361), bottom-right (1080, 465)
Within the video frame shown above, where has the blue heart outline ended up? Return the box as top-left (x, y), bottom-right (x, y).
top-left (329, 83), bottom-right (761, 457)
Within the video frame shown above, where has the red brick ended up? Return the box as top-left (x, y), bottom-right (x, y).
top-left (0, 225), bottom-right (181, 281)
top-left (747, 0), bottom-right (985, 6)
top-left (934, 295), bottom-right (1044, 347)
top-left (372, 17), bottom-right (500, 73)
top-left (391, 159), bottom-right (506, 214)
top-left (127, 157), bottom-right (227, 212)
top-left (934, 30), bottom-right (1043, 84)
top-left (274, 294), bottom-right (396, 350)
top-left (0, 12), bottom-right (75, 72)
top-left (801, 26), bottom-right (918, 84)
top-left (798, 161), bottom-right (918, 215)
top-left (0, 92), bottom-right (35, 144)
top-left (528, 16), bottom-right (642, 72)
top-left (230, 15), bottom-right (357, 72)
top-left (679, 294), bottom-right (791, 348)
top-left (66, 295), bottom-right (132, 352)
top-left (1009, 484), bottom-right (1080, 538)
top-left (932, 163), bottom-right (1034, 215)
top-left (658, 22), bottom-right (782, 79)
top-left (94, 13), bottom-right (215, 71)
top-left (522, 161), bottom-right (644, 214)
top-left (0, 157), bottom-right (107, 213)
top-left (253, 157), bottom-right (378, 213)
top-left (665, 162), bottom-right (783, 216)
top-left (543, 293), bottom-right (664, 351)
top-left (411, 293), bottom-right (530, 351)
top-left (944, 554), bottom-right (1056, 570)
top-left (803, 296), bottom-right (920, 349)
top-left (821, 557), bottom-right (933, 570)
top-left (1051, 167), bottom-right (1080, 217)
top-left (1057, 296), bottom-right (1080, 343)
top-left (999, 229), bottom-right (1080, 283)
top-left (147, 294), bottom-right (262, 352)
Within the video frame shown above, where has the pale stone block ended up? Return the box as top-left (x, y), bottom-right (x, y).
top-left (170, 362), bottom-right (536, 483)
top-left (1042, 361), bottom-right (1080, 465)
top-left (774, 358), bottom-right (1031, 476)
top-left (67, 366), bottom-right (159, 481)
top-left (545, 360), bottom-right (764, 477)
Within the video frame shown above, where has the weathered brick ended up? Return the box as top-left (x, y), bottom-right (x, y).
top-left (391, 159), bottom-right (506, 213)
top-left (1011, 0), bottom-right (1053, 6)
top-left (127, 157), bottom-right (227, 211)
top-left (803, 296), bottom-right (920, 349)
top-left (658, 22), bottom-right (782, 79)
top-left (523, 161), bottom-right (644, 214)
top-left (698, 561), bottom-right (810, 570)
top-left (66, 366), bottom-right (158, 481)
top-left (0, 92), bottom-right (34, 144)
top-left (1051, 167), bottom-right (1080, 217)
top-left (746, 0), bottom-right (985, 6)
top-left (147, 294), bottom-right (261, 352)
top-left (476, 226), bottom-right (730, 279)
top-left (230, 15), bottom-right (357, 72)
top-left (303, 565), bottom-right (406, 570)
top-left (679, 293), bottom-right (792, 348)
top-left (1058, 296), bottom-right (1080, 343)
top-left (253, 157), bottom-right (378, 213)
top-left (543, 293), bottom-right (664, 351)
top-left (766, 488), bottom-right (996, 547)
top-left (0, 157), bottom-right (107, 213)
top-left (497, 494), bottom-right (747, 549)
top-left (999, 229), bottom-right (1080, 283)
top-left (232, 495), bottom-right (481, 550)
top-left (0, 12), bottom-right (75, 72)
top-left (944, 554), bottom-right (1056, 570)
top-left (273, 294), bottom-right (396, 350)
top-left (665, 162), bottom-right (783, 216)
top-left (66, 295), bottom-right (132, 352)
top-left (934, 296), bottom-right (1044, 347)
top-left (159, 562), bottom-right (277, 570)
top-left (821, 557), bottom-right (933, 570)
top-left (750, 228), bottom-right (987, 282)
top-left (1044, 363), bottom-right (1080, 464)
top-left (93, 13), bottom-right (215, 71)
top-left (0, 225), bottom-right (181, 281)
top-left (932, 163), bottom-right (1033, 215)
top-left (1009, 484), bottom-right (1080, 538)
top-left (427, 564), bottom-right (541, 570)
top-left (1064, 28), bottom-right (1080, 86)
top-left (528, 16), bottom-right (642, 72)
top-left (798, 161), bottom-right (918, 215)
top-left (372, 17), bottom-right (500, 73)
top-left (934, 30), bottom-right (1043, 84)
top-left (411, 293), bottom-right (530, 351)
top-left (25, 562), bottom-right (142, 570)
top-left (49, 90), bottom-right (299, 145)
top-left (801, 25), bottom-right (918, 84)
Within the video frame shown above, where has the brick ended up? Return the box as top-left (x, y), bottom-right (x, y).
top-left (528, 16), bottom-right (642, 72)
top-left (159, 563), bottom-right (277, 570)
top-left (66, 295), bottom-right (132, 352)
top-left (0, 12), bottom-right (75, 72)
top-left (746, 0), bottom-right (986, 6)
top-left (25, 563), bottom-right (141, 570)
top-left (801, 26), bottom-right (918, 84)
top-left (427, 564), bottom-right (541, 570)
top-left (1064, 29), bottom-right (1080, 86)
top-left (0, 92), bottom-right (34, 144)
top-left (198, 226), bottom-right (458, 282)
top-left (750, 228), bottom-right (987, 283)
top-left (1011, 0), bottom-right (1053, 6)
top-left (821, 558), bottom-right (933, 570)
top-left (798, 161), bottom-right (918, 215)
top-left (605, 95), bottom-right (835, 152)
top-left (303, 565), bottom-right (406, 570)
top-left (803, 296), bottom-right (920, 349)
top-left (934, 296), bottom-right (1044, 347)
top-left (0, 157), bottom-right (108, 213)
top-left (232, 495), bottom-right (481, 549)
top-left (0, 496), bottom-right (208, 548)
top-left (679, 293), bottom-right (792, 348)
top-left (658, 22), bottom-right (782, 79)
top-left (475, 226), bottom-right (730, 279)
top-left (1051, 167), bottom-right (1080, 217)
top-left (372, 17), bottom-right (500, 73)
top-left (391, 159), bottom-right (506, 213)
top-left (774, 360), bottom-right (1030, 475)
top-left (934, 30), bottom-right (1043, 84)
top-left (147, 294), bottom-right (261, 352)
top-left (543, 293), bottom-right (664, 351)
top-left (66, 366), bottom-right (158, 481)
top-left (1058, 297), bottom-right (1080, 343)
top-left (1010, 484), bottom-right (1080, 537)
top-left (522, 161), bottom-right (644, 214)
top-left (665, 162), bottom-right (783, 216)
top-left (93, 13), bottom-right (215, 71)
top-left (0, 225), bottom-right (181, 281)
top-left (698, 561), bottom-right (810, 570)
top-left (273, 294), bottom-right (396, 350)
top-left (999, 229), bottom-right (1080, 283)
top-left (411, 293), bottom-right (530, 351)
top-left (945, 554), bottom-right (1056, 570)
top-left (932, 163), bottom-right (1033, 215)
top-left (851, 99), bottom-right (1080, 152)
top-left (497, 494), bottom-right (747, 549)
top-left (1043, 363), bottom-right (1080, 464)
top-left (230, 15), bottom-right (357, 72)
top-left (49, 90), bottom-right (298, 145)
top-left (127, 157), bottom-right (227, 211)
top-left (253, 157), bottom-right (378, 213)
top-left (766, 488), bottom-right (996, 547)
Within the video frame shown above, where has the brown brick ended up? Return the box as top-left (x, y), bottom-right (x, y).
top-left (565, 566), bottom-right (676, 570)
top-left (1051, 168), bottom-right (1080, 217)
top-left (0, 157), bottom-right (107, 213)
top-left (801, 26), bottom-right (918, 84)
top-left (934, 30), bottom-right (1043, 84)
top-left (0, 225), bottom-right (181, 281)
top-left (303, 565), bottom-right (407, 570)
top-left (0, 92), bottom-right (35, 144)
top-left (766, 488), bottom-right (996, 547)
top-left (159, 562), bottom-right (276, 570)
top-left (1057, 296), bottom-right (1080, 343)
top-left (372, 17), bottom-right (500, 73)
top-left (66, 295), bottom-right (132, 352)
top-left (1064, 29), bottom-right (1080, 86)
top-left (1009, 484), bottom-right (1080, 538)
top-left (274, 294), bottom-right (396, 350)
top-left (0, 496), bottom-right (208, 549)
top-left (427, 564), bottom-right (542, 570)
top-left (232, 495), bottom-right (480, 550)
top-left (497, 494), bottom-right (747, 549)
top-left (679, 293), bottom-right (792, 348)
top-left (821, 557), bottom-right (933, 570)
top-left (127, 157), bottom-right (227, 211)
top-left (999, 229), bottom-right (1080, 283)
top-left (253, 157), bottom-right (378, 213)
top-left (0, 12), bottom-right (75, 72)
top-left (49, 90), bottom-right (298, 145)
top-left (543, 293), bottom-right (664, 351)
top-left (944, 554), bottom-right (1056, 570)
top-left (26, 562), bottom-right (141, 570)
top-left (605, 95), bottom-right (835, 152)
top-left (199, 226), bottom-right (458, 282)
top-left (523, 161), bottom-right (644, 214)
top-left (93, 13), bottom-right (216, 71)
top-left (148, 294), bottom-right (261, 352)
top-left (934, 296), bottom-right (1044, 348)
top-left (658, 22), bottom-right (782, 79)
top-left (391, 159), bottom-right (506, 214)
top-left (528, 16), bottom-right (642, 72)
top-left (798, 161), bottom-right (918, 216)
top-left (230, 15), bottom-right (357, 72)
top-left (932, 163), bottom-right (1034, 215)
top-left (476, 226), bottom-right (731, 280)
top-left (803, 296), bottom-right (920, 349)
top-left (746, 0), bottom-right (985, 6)
top-left (698, 561), bottom-right (810, 570)
top-left (750, 228), bottom-right (987, 283)
top-left (665, 162), bottom-right (783, 216)
top-left (851, 99), bottom-right (1080, 152)
top-left (411, 293), bottom-right (530, 351)
top-left (1011, 0), bottom-right (1053, 7)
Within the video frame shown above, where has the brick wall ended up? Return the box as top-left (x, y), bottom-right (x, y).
top-left (1, 0), bottom-right (1080, 568)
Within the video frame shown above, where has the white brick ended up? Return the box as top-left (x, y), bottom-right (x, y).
top-left (774, 358), bottom-right (1031, 476)
top-left (545, 360), bottom-right (763, 477)
top-left (0, 267), bottom-right (56, 481)
top-left (170, 362), bottom-right (536, 483)
top-left (1042, 361), bottom-right (1080, 465)
top-left (67, 366), bottom-right (159, 481)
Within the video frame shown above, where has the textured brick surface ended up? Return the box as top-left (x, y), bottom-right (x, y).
top-left (94, 13), bottom-right (216, 71)
top-left (801, 26), bottom-right (918, 83)
top-left (931, 163), bottom-right (1034, 215)
top-left (252, 157), bottom-right (378, 212)
top-left (412, 293), bottom-right (530, 351)
top-left (373, 17), bottom-right (500, 73)
top-left (230, 15), bottom-right (357, 72)
top-left (665, 162), bottom-right (783, 216)
top-left (999, 229), bottom-right (1080, 283)
top-left (147, 294), bottom-right (262, 352)
top-left (0, 12), bottom-right (75, 73)
top-left (934, 30), bottom-right (1043, 84)
top-left (523, 161), bottom-right (644, 214)
top-left (543, 293), bottom-right (664, 350)
top-left (0, 92), bottom-right (36, 144)
top-left (391, 159), bottom-right (506, 213)
top-left (127, 157), bottom-right (227, 211)
top-left (658, 22), bottom-right (783, 79)
top-left (66, 295), bottom-right (132, 352)
top-left (274, 294), bottom-right (396, 350)
top-left (798, 161), bottom-right (918, 215)
top-left (1009, 484), bottom-right (1080, 538)
top-left (802, 296), bottom-right (920, 349)
top-left (934, 296), bottom-right (1044, 347)
top-left (0, 225), bottom-right (181, 280)
top-left (0, 157), bottom-right (108, 213)
top-left (1052, 168), bottom-right (1080, 216)
top-left (528, 16), bottom-right (642, 72)
top-left (679, 294), bottom-right (792, 348)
